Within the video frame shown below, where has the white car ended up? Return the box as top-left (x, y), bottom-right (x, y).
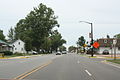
top-left (56, 52), bottom-right (61, 55)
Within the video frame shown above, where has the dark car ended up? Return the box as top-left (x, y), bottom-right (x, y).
top-left (56, 52), bottom-right (61, 55)
top-left (103, 50), bottom-right (109, 55)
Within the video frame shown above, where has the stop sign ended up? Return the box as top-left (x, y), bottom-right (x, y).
top-left (92, 42), bottom-right (100, 48)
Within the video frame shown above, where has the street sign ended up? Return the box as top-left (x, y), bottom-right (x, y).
top-left (83, 44), bottom-right (87, 47)
top-left (89, 33), bottom-right (92, 38)
top-left (92, 42), bottom-right (100, 48)
top-left (113, 39), bottom-right (117, 45)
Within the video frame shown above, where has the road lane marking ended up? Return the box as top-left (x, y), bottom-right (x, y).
top-left (14, 60), bottom-right (52, 80)
top-left (102, 60), bottom-right (120, 69)
top-left (77, 61), bottom-right (80, 64)
top-left (85, 70), bottom-right (92, 76)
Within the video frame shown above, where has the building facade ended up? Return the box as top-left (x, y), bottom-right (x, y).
top-left (98, 38), bottom-right (120, 54)
top-left (11, 39), bottom-right (26, 53)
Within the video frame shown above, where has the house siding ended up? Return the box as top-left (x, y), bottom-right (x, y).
top-left (98, 38), bottom-right (120, 54)
top-left (98, 47), bottom-right (120, 54)
top-left (11, 39), bottom-right (26, 53)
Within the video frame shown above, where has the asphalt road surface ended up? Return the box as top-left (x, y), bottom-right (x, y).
top-left (0, 54), bottom-right (61, 79)
top-left (0, 53), bottom-right (120, 80)
top-left (23, 53), bottom-right (120, 80)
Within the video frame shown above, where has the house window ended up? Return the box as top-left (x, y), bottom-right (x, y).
top-left (18, 42), bottom-right (20, 45)
top-left (21, 48), bottom-right (23, 51)
top-left (118, 47), bottom-right (120, 50)
top-left (13, 45), bottom-right (15, 47)
top-left (104, 40), bottom-right (107, 43)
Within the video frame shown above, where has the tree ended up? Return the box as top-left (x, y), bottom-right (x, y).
top-left (8, 27), bottom-right (15, 42)
top-left (50, 30), bottom-right (66, 52)
top-left (68, 46), bottom-right (76, 53)
top-left (0, 30), bottom-right (5, 41)
top-left (76, 36), bottom-right (86, 53)
top-left (41, 37), bottom-right (52, 53)
top-left (24, 37), bottom-right (32, 53)
top-left (14, 3), bottom-right (59, 52)
top-left (114, 34), bottom-right (120, 38)
top-left (77, 36), bottom-right (86, 47)
top-left (59, 46), bottom-right (66, 52)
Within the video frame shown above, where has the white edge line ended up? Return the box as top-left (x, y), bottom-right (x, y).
top-left (85, 70), bottom-right (92, 76)
top-left (105, 62), bottom-right (120, 69)
top-left (77, 61), bottom-right (80, 64)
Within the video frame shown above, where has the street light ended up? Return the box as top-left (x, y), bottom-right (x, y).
top-left (79, 21), bottom-right (94, 57)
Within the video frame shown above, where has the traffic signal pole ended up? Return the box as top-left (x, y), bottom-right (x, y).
top-left (79, 21), bottom-right (94, 57)
top-left (90, 23), bottom-right (94, 57)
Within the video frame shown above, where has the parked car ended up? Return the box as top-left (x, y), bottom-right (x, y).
top-left (28, 51), bottom-right (38, 55)
top-left (56, 51), bottom-right (61, 55)
top-left (102, 50), bottom-right (109, 55)
top-left (62, 51), bottom-right (67, 54)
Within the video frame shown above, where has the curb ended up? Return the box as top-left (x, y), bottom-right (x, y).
top-left (0, 55), bottom-right (42, 59)
top-left (101, 60), bottom-right (120, 69)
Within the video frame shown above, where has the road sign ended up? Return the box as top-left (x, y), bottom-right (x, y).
top-left (83, 44), bottom-right (87, 47)
top-left (89, 33), bottom-right (92, 38)
top-left (113, 39), bottom-right (117, 45)
top-left (92, 42), bottom-right (100, 48)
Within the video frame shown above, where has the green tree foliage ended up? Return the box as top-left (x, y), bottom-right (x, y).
top-left (14, 3), bottom-right (59, 52)
top-left (114, 34), bottom-right (120, 38)
top-left (0, 30), bottom-right (5, 41)
top-left (59, 46), bottom-right (66, 52)
top-left (50, 30), bottom-right (66, 52)
top-left (41, 37), bottom-right (52, 53)
top-left (76, 36), bottom-right (86, 47)
top-left (68, 46), bottom-right (76, 52)
top-left (8, 27), bottom-right (15, 42)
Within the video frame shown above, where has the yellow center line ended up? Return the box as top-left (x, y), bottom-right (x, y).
top-left (14, 60), bottom-right (52, 80)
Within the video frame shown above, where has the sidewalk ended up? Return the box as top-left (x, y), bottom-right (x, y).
top-left (0, 55), bottom-right (42, 59)
top-left (102, 60), bottom-right (120, 69)
top-left (94, 54), bottom-right (120, 59)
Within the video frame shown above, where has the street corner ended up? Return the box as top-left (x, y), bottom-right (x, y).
top-left (101, 60), bottom-right (107, 63)
top-left (0, 57), bottom-right (9, 59)
top-left (19, 56), bottom-right (30, 59)
top-left (88, 56), bottom-right (97, 58)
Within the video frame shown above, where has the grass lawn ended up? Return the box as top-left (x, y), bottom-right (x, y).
top-left (107, 59), bottom-right (120, 64)
top-left (2, 54), bottom-right (34, 58)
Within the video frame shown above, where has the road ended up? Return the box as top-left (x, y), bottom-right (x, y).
top-left (0, 53), bottom-right (120, 80)
top-left (0, 54), bottom-right (61, 79)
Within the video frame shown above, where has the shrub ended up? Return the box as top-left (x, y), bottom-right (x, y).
top-left (14, 52), bottom-right (24, 56)
top-left (3, 51), bottom-right (13, 55)
top-left (1, 51), bottom-right (13, 55)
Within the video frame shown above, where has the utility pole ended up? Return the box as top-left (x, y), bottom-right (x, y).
top-left (90, 23), bottom-right (94, 57)
top-left (79, 21), bottom-right (94, 57)
top-left (113, 38), bottom-right (117, 60)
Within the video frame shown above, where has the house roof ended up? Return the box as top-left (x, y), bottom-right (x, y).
top-left (11, 39), bottom-right (25, 45)
top-left (98, 38), bottom-right (120, 47)
top-left (0, 40), bottom-right (8, 45)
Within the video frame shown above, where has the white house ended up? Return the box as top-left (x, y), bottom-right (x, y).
top-left (97, 38), bottom-right (120, 54)
top-left (11, 39), bottom-right (26, 53)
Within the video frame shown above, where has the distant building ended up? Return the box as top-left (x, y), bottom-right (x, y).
top-left (10, 39), bottom-right (26, 53)
top-left (98, 38), bottom-right (120, 54)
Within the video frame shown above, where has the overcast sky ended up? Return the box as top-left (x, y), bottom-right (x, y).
top-left (0, 0), bottom-right (120, 47)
